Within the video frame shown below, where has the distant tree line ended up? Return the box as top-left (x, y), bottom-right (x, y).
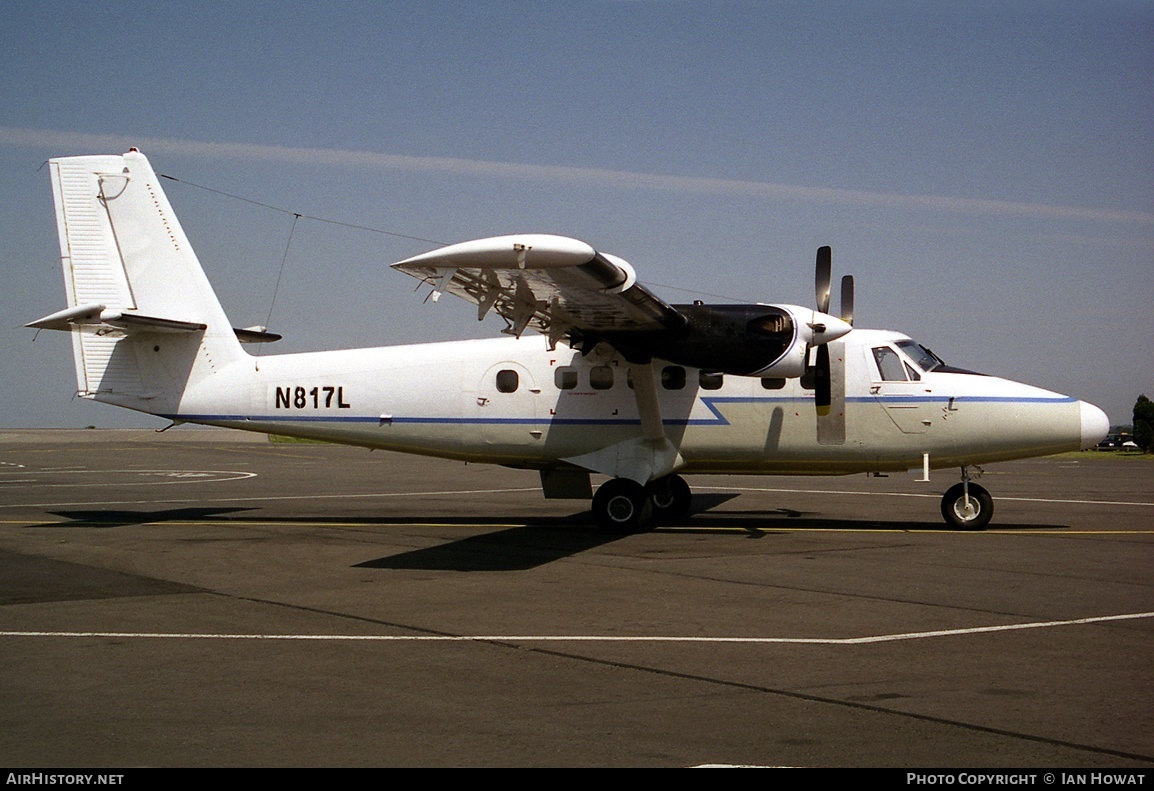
top-left (1135, 394), bottom-right (1153, 453)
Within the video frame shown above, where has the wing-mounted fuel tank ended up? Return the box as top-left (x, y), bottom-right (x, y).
top-left (594, 302), bottom-right (852, 377)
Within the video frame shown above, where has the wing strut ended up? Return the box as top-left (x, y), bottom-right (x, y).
top-left (630, 361), bottom-right (666, 442)
top-left (560, 361), bottom-right (683, 485)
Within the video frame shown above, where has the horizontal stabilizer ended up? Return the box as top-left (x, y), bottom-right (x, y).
top-left (234, 326), bottom-right (282, 344)
top-left (25, 303), bottom-right (106, 330)
top-left (28, 306), bottom-right (279, 345)
top-left (27, 305), bottom-right (206, 335)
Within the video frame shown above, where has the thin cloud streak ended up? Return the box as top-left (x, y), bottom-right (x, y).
top-left (3, 125), bottom-right (1151, 225)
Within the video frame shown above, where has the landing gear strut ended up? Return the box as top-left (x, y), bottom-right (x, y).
top-left (592, 474), bottom-right (693, 532)
top-left (940, 467), bottom-right (993, 530)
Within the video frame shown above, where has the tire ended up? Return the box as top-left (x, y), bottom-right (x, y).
top-left (940, 483), bottom-right (993, 530)
top-left (646, 474), bottom-right (692, 524)
top-left (592, 478), bottom-right (653, 533)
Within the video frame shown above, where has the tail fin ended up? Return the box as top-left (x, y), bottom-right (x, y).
top-left (28, 150), bottom-right (246, 414)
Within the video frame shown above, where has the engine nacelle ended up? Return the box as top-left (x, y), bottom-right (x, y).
top-left (599, 303), bottom-right (852, 377)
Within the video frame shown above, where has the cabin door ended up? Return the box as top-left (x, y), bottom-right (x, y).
top-left (476, 361), bottom-right (542, 447)
top-left (867, 344), bottom-right (934, 434)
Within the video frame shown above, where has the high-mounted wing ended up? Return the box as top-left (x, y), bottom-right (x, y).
top-left (391, 234), bottom-right (687, 347)
top-left (394, 234), bottom-right (854, 383)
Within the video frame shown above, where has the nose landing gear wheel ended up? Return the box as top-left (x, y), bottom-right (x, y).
top-left (940, 482), bottom-right (993, 530)
top-left (592, 478), bottom-right (653, 533)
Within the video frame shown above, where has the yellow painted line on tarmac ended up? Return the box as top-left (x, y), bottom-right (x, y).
top-left (985, 529), bottom-right (1154, 535)
top-left (0, 518), bottom-right (535, 530)
top-left (2, 518), bottom-right (1151, 536)
top-left (0, 487), bottom-right (543, 510)
top-left (663, 525), bottom-right (1154, 535)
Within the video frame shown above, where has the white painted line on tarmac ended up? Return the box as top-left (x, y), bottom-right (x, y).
top-left (10, 483), bottom-right (1150, 512)
top-left (6, 487), bottom-right (542, 509)
top-left (986, 495), bottom-right (1154, 507)
top-left (3, 611), bottom-right (1150, 645)
top-left (709, 485), bottom-right (1154, 508)
top-left (0, 469), bottom-right (257, 488)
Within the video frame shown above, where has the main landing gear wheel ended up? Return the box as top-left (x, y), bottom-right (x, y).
top-left (940, 483), bottom-right (993, 530)
top-left (592, 478), bottom-right (653, 533)
top-left (646, 474), bottom-right (692, 524)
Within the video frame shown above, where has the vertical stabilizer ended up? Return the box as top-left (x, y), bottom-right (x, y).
top-left (42, 151), bottom-right (245, 412)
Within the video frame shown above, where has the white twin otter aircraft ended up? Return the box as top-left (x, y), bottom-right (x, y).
top-left (29, 151), bottom-right (1109, 531)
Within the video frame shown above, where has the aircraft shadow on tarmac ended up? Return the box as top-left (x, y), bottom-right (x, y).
top-left (40, 507), bottom-right (258, 529)
top-left (356, 520), bottom-right (626, 572)
top-left (34, 498), bottom-right (1066, 573)
top-left (357, 493), bottom-right (1069, 572)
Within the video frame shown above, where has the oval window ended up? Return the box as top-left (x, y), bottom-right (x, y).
top-left (699, 371), bottom-right (724, 390)
top-left (662, 366), bottom-right (686, 390)
top-left (496, 369), bottom-right (519, 393)
top-left (589, 365), bottom-right (614, 390)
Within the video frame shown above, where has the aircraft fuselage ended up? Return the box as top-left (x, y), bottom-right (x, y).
top-left (122, 329), bottom-right (1092, 477)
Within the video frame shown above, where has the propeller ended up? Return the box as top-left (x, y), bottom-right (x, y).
top-left (811, 247), bottom-right (854, 417)
top-left (840, 274), bottom-right (854, 328)
top-left (815, 245), bottom-right (832, 314)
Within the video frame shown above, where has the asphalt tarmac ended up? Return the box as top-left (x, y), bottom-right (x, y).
top-left (1, 429), bottom-right (1151, 767)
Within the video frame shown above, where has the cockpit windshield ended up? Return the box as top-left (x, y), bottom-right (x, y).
top-left (896, 340), bottom-right (945, 373)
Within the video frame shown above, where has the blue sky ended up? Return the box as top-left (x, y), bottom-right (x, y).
top-left (2, 0), bottom-right (1151, 427)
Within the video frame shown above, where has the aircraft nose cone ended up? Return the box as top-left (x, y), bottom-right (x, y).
top-left (1079, 401), bottom-right (1110, 449)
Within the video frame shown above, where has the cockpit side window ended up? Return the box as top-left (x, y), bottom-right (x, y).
top-left (896, 340), bottom-right (943, 372)
top-left (872, 347), bottom-right (908, 381)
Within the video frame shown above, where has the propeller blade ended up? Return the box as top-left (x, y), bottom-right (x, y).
top-left (814, 343), bottom-right (831, 416)
top-left (840, 274), bottom-right (854, 327)
top-left (815, 246), bottom-right (831, 315)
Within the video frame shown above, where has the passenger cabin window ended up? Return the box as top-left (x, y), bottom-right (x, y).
top-left (628, 366), bottom-right (687, 390)
top-left (496, 369), bottom-right (519, 393)
top-left (555, 367), bottom-right (577, 390)
top-left (760, 377), bottom-right (786, 390)
top-left (589, 365), bottom-right (614, 390)
top-left (699, 371), bottom-right (724, 390)
top-left (872, 347), bottom-right (908, 381)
